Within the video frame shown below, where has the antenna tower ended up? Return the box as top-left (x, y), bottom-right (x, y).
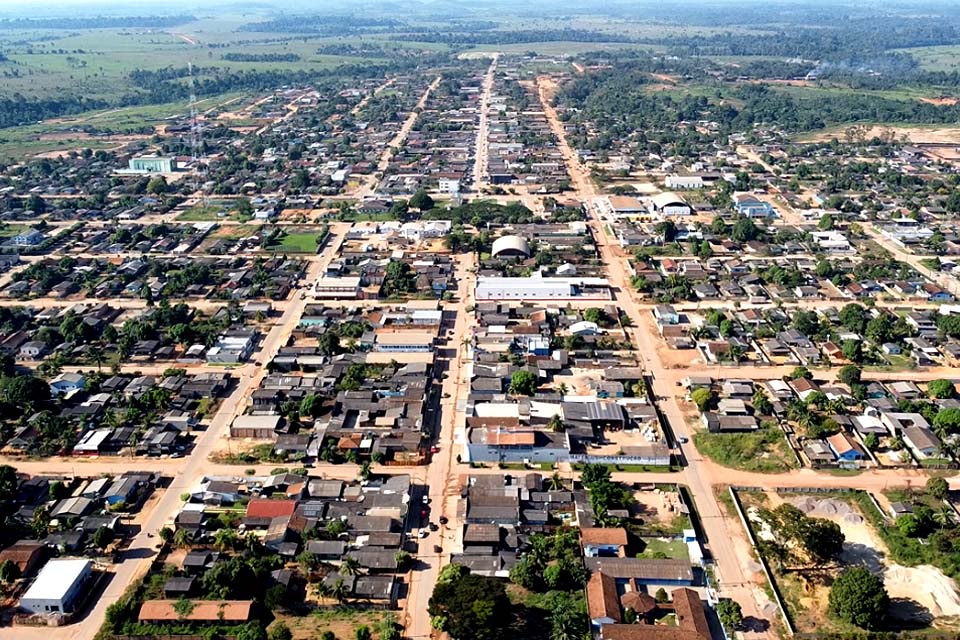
top-left (188, 62), bottom-right (206, 206)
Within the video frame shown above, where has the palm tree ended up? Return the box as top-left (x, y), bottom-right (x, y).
top-left (314, 581), bottom-right (332, 605)
top-left (330, 578), bottom-right (347, 604)
top-left (173, 528), bottom-right (192, 550)
top-left (934, 506), bottom-right (955, 529)
top-left (547, 472), bottom-right (564, 491)
top-left (88, 343), bottom-right (105, 372)
top-left (548, 414), bottom-right (565, 433)
top-left (340, 555), bottom-right (361, 576)
top-left (214, 528), bottom-right (238, 552)
top-left (556, 382), bottom-right (568, 396)
top-left (752, 388), bottom-right (772, 416)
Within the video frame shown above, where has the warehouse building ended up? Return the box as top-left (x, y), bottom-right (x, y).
top-left (475, 276), bottom-right (610, 301)
top-left (19, 558), bottom-right (93, 614)
top-left (127, 156), bottom-right (177, 174)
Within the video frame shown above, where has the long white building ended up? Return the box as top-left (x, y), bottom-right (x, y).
top-left (474, 276), bottom-right (611, 301)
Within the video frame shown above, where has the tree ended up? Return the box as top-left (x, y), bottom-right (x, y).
top-left (580, 463), bottom-right (611, 486)
top-left (839, 304), bottom-right (868, 333)
top-left (236, 623), bottom-right (268, 640)
top-left (800, 519), bottom-right (844, 563)
top-left (789, 366), bottom-right (812, 380)
top-left (752, 388), bottom-right (773, 416)
top-left (927, 476), bottom-right (950, 500)
top-left (326, 519), bottom-right (348, 537)
top-left (158, 526), bottom-right (173, 543)
top-left (173, 528), bottom-right (193, 549)
top-left (409, 189), bottom-right (434, 211)
top-left (690, 387), bottom-right (713, 411)
top-left (842, 339), bottom-right (862, 363)
top-left (174, 597), bottom-right (196, 620)
top-left (429, 571), bottom-right (511, 640)
top-left (0, 375), bottom-right (50, 413)
top-left (838, 365), bottom-right (862, 386)
top-left (583, 308), bottom-right (605, 325)
top-left (300, 393), bottom-right (324, 418)
top-left (934, 408), bottom-right (960, 436)
top-left (654, 587), bottom-right (669, 603)
top-left (928, 379), bottom-right (957, 400)
top-left (146, 176), bottom-right (168, 195)
top-left (863, 433), bottom-right (879, 451)
top-left (92, 525), bottom-right (114, 550)
top-left (509, 370), bottom-right (537, 396)
top-left (317, 332), bottom-right (341, 356)
top-left (340, 555), bottom-right (361, 576)
top-left (716, 599), bottom-right (743, 632)
top-left (269, 622), bottom-right (293, 640)
top-left (818, 213), bottom-right (835, 230)
top-left (897, 514), bottom-right (921, 537)
top-left (828, 566), bottom-right (889, 630)
top-left (548, 414), bottom-right (565, 433)
top-left (0, 559), bottom-right (20, 583)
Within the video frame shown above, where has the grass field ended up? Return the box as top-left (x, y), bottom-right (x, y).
top-left (637, 537), bottom-right (689, 560)
top-left (896, 45), bottom-right (960, 73)
top-left (267, 231), bottom-right (320, 253)
top-left (0, 224), bottom-right (28, 238)
top-left (693, 426), bottom-right (797, 473)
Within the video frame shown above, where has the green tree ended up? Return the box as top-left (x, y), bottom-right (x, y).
top-left (928, 379), bottom-right (957, 400)
top-left (146, 176), bottom-right (168, 195)
top-left (934, 408), bottom-right (960, 435)
top-left (838, 365), bottom-right (862, 386)
top-left (92, 525), bottom-right (113, 550)
top-left (818, 213), bottom-right (835, 230)
top-left (828, 566), bottom-right (889, 630)
top-left (716, 599), bottom-right (743, 632)
top-left (409, 189), bottom-right (434, 211)
top-left (842, 339), bottom-right (862, 363)
top-left (429, 571), bottom-right (511, 640)
top-left (509, 370), bottom-right (538, 396)
top-left (0, 559), bottom-right (20, 583)
top-left (691, 387), bottom-right (713, 411)
top-left (583, 308), bottom-right (605, 325)
top-left (173, 597), bottom-right (196, 620)
top-left (236, 623), bottom-right (268, 640)
top-left (655, 588), bottom-right (669, 603)
top-left (789, 366), bottom-right (812, 380)
top-left (269, 622), bottom-right (293, 640)
top-left (927, 476), bottom-right (950, 500)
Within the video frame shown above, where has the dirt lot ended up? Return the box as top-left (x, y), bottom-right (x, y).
top-left (784, 495), bottom-right (960, 625)
top-left (801, 125), bottom-right (960, 144)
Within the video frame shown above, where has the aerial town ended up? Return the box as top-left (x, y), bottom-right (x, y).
top-left (4, 3), bottom-right (960, 640)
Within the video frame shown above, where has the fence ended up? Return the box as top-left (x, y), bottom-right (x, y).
top-left (567, 454), bottom-right (673, 467)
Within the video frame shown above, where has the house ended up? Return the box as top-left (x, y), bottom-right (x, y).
top-left (734, 194), bottom-right (774, 217)
top-left (18, 341), bottom-right (48, 360)
top-left (11, 229), bottom-right (44, 246)
top-left (902, 425), bottom-right (942, 460)
top-left (581, 527), bottom-right (628, 558)
top-left (652, 305), bottom-right (680, 326)
top-left (0, 540), bottom-right (48, 577)
top-left (599, 587), bottom-right (711, 640)
top-left (49, 372), bottom-right (86, 397)
top-left (826, 432), bottom-right (865, 462)
top-left (231, 414), bottom-right (283, 439)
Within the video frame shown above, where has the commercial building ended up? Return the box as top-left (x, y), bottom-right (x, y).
top-left (127, 156), bottom-right (176, 174)
top-left (649, 192), bottom-right (691, 216)
top-left (665, 175), bottom-right (704, 190)
top-left (19, 558), bottom-right (93, 614)
top-left (475, 276), bottom-right (611, 301)
top-left (312, 276), bottom-right (362, 300)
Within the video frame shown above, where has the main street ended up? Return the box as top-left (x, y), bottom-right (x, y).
top-left (537, 75), bottom-right (776, 635)
top-left (470, 55), bottom-right (498, 194)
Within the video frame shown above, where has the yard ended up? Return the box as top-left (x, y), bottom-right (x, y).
top-left (693, 425), bottom-right (797, 473)
top-left (636, 537), bottom-right (689, 560)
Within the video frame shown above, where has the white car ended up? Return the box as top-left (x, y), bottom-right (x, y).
top-left (418, 529), bottom-right (429, 539)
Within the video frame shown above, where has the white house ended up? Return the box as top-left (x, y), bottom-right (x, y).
top-left (50, 372), bottom-right (86, 396)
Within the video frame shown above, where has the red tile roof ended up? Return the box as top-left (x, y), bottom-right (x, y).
top-left (245, 498), bottom-right (297, 519)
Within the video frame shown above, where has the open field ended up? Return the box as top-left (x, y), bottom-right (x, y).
top-left (896, 45), bottom-right (960, 73)
top-left (693, 426), bottom-right (797, 473)
top-left (796, 124), bottom-right (960, 144)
